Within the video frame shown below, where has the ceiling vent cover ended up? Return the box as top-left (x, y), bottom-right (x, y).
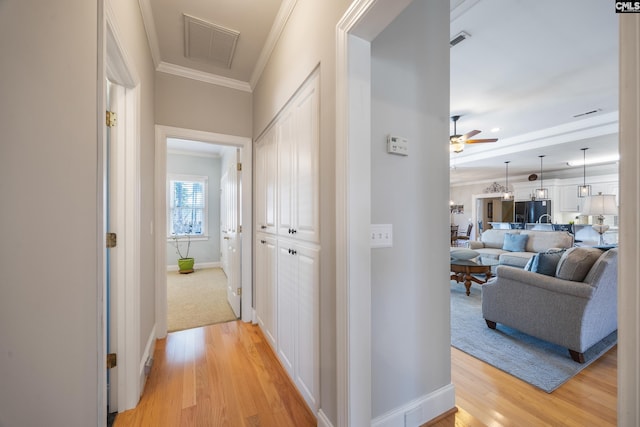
top-left (184, 14), bottom-right (239, 68)
top-left (450, 31), bottom-right (470, 47)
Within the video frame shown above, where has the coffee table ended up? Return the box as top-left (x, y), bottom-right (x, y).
top-left (450, 257), bottom-right (499, 296)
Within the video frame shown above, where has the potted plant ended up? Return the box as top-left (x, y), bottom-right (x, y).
top-left (171, 233), bottom-right (194, 274)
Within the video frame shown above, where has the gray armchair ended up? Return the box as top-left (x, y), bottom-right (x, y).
top-left (482, 247), bottom-right (618, 363)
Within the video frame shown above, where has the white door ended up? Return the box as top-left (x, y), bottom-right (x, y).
top-left (221, 150), bottom-right (241, 317)
top-left (106, 79), bottom-right (118, 414)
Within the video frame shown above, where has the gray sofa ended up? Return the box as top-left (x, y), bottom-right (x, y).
top-left (468, 229), bottom-right (574, 268)
top-left (482, 247), bottom-right (618, 363)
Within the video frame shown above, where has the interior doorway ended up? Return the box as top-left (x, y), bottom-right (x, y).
top-left (154, 126), bottom-right (253, 338)
top-left (164, 139), bottom-right (241, 332)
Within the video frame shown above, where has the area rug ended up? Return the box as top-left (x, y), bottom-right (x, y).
top-left (450, 280), bottom-right (617, 393)
top-left (167, 268), bottom-right (237, 332)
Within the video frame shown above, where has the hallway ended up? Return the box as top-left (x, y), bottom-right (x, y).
top-left (114, 321), bottom-right (315, 426)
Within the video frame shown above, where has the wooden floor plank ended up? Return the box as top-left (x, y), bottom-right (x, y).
top-left (114, 321), bottom-right (314, 427)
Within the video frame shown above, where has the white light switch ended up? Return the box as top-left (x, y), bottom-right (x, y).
top-left (371, 224), bottom-right (393, 248)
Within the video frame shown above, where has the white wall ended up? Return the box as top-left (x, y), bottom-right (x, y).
top-left (0, 1), bottom-right (100, 425)
top-left (166, 153), bottom-right (222, 266)
top-left (370, 0), bottom-right (451, 419)
top-left (155, 72), bottom-right (253, 138)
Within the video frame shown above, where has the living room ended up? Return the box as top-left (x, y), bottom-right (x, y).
top-left (447, 1), bottom-right (619, 424)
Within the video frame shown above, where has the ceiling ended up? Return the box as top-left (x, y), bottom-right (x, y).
top-left (141, 0), bottom-right (619, 181)
top-left (449, 0), bottom-right (619, 185)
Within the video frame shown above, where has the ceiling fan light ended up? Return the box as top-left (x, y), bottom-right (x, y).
top-left (450, 142), bottom-right (464, 153)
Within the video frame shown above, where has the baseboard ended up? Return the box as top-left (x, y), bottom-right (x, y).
top-left (166, 261), bottom-right (221, 271)
top-left (139, 323), bottom-right (157, 396)
top-left (317, 409), bottom-right (335, 427)
top-left (371, 383), bottom-right (455, 427)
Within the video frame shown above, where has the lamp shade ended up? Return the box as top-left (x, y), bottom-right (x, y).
top-left (582, 193), bottom-right (617, 216)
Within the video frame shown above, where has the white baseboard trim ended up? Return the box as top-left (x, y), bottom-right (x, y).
top-left (371, 383), bottom-right (455, 427)
top-left (317, 409), bottom-right (335, 427)
top-left (138, 323), bottom-right (157, 396)
top-left (166, 261), bottom-right (222, 271)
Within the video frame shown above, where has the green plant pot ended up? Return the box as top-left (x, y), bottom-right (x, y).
top-left (178, 257), bottom-right (195, 274)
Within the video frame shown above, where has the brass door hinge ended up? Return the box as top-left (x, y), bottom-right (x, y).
top-left (237, 288), bottom-right (242, 296)
top-left (107, 353), bottom-right (117, 369)
top-left (106, 232), bottom-right (117, 248)
top-left (237, 162), bottom-right (242, 171)
top-left (106, 111), bottom-right (117, 127)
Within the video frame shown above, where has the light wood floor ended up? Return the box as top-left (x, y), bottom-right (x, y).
top-left (114, 320), bottom-right (617, 427)
top-left (113, 321), bottom-right (315, 427)
top-left (429, 346), bottom-right (617, 426)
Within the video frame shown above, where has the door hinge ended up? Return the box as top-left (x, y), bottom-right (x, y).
top-left (107, 353), bottom-right (117, 369)
top-left (238, 225), bottom-right (242, 233)
top-left (237, 162), bottom-right (242, 171)
top-left (237, 288), bottom-right (242, 296)
top-left (106, 232), bottom-right (117, 248)
top-left (106, 110), bottom-right (117, 127)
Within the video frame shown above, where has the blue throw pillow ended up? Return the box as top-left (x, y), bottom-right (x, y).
top-left (524, 255), bottom-right (537, 271)
top-left (502, 233), bottom-right (528, 252)
top-left (530, 249), bottom-right (566, 276)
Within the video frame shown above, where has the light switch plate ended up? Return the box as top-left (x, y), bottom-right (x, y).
top-left (371, 224), bottom-right (393, 248)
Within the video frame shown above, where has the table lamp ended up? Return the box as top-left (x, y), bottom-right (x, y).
top-left (582, 192), bottom-right (617, 245)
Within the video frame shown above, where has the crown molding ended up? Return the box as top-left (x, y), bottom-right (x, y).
top-left (157, 61), bottom-right (252, 92)
top-left (138, 0), bottom-right (161, 68)
top-left (249, 0), bottom-right (298, 89)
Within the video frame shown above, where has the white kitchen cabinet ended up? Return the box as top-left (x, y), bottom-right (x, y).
top-left (254, 126), bottom-right (278, 234)
top-left (277, 240), bottom-right (319, 412)
top-left (559, 184), bottom-right (583, 212)
top-left (277, 75), bottom-right (319, 243)
top-left (255, 233), bottom-right (277, 349)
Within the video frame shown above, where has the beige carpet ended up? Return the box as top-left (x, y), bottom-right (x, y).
top-left (167, 267), bottom-right (237, 332)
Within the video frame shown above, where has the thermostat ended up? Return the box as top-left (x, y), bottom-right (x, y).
top-left (387, 135), bottom-right (408, 156)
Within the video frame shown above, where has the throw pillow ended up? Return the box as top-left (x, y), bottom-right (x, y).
top-left (524, 255), bottom-right (537, 271)
top-left (530, 249), bottom-right (565, 276)
top-left (502, 233), bottom-right (529, 252)
top-left (555, 247), bottom-right (604, 282)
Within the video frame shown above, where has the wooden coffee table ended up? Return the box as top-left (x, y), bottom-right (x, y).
top-left (450, 257), bottom-right (499, 296)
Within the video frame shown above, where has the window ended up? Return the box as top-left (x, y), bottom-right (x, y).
top-left (168, 174), bottom-right (208, 236)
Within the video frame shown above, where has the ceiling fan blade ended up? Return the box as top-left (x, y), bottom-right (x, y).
top-left (459, 130), bottom-right (481, 141)
top-left (465, 138), bottom-right (498, 144)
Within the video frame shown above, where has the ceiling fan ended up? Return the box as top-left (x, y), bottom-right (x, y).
top-left (450, 115), bottom-right (498, 153)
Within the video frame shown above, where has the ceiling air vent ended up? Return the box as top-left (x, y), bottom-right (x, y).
top-left (184, 14), bottom-right (239, 68)
top-left (450, 31), bottom-right (470, 48)
top-left (573, 108), bottom-right (602, 118)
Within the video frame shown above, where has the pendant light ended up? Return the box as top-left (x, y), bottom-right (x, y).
top-left (503, 161), bottom-right (513, 200)
top-left (535, 155), bottom-right (548, 199)
top-left (577, 148), bottom-right (592, 198)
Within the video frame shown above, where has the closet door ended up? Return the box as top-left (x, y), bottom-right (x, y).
top-left (276, 239), bottom-right (296, 377)
top-left (255, 233), bottom-right (277, 349)
top-left (277, 108), bottom-right (296, 239)
top-left (255, 127), bottom-right (277, 234)
top-left (292, 77), bottom-right (319, 243)
top-left (293, 243), bottom-right (319, 411)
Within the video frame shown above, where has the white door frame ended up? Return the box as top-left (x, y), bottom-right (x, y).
top-left (104, 2), bottom-right (142, 414)
top-left (155, 125), bottom-right (253, 337)
top-left (335, 1), bottom-right (413, 425)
